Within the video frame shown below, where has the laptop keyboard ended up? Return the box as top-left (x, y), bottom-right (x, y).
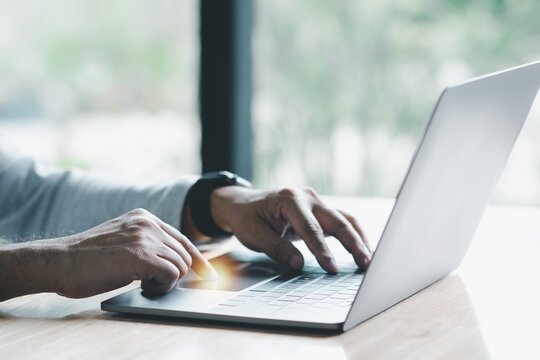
top-left (213, 267), bottom-right (364, 316)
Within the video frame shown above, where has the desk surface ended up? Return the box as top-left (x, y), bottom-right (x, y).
top-left (1, 197), bottom-right (539, 360)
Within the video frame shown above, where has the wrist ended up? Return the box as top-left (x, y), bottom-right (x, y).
top-left (210, 186), bottom-right (239, 233)
top-left (185, 171), bottom-right (251, 238)
top-left (0, 240), bottom-right (65, 301)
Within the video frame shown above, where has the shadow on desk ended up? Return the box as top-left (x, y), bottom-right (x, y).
top-left (0, 275), bottom-right (489, 359)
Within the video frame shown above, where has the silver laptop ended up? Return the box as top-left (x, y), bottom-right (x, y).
top-left (102, 61), bottom-right (540, 332)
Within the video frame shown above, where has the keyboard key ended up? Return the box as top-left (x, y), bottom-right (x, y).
top-left (324, 274), bottom-right (348, 279)
top-left (282, 293), bottom-right (303, 298)
top-left (297, 299), bottom-right (318, 304)
top-left (312, 290), bottom-right (335, 296)
top-left (212, 268), bottom-right (361, 316)
top-left (338, 290), bottom-right (357, 296)
top-left (281, 284), bottom-right (301, 290)
top-left (301, 267), bottom-right (327, 274)
top-left (314, 279), bottom-right (336, 285)
top-left (277, 296), bottom-right (301, 302)
top-left (298, 274), bottom-right (320, 280)
top-left (251, 273), bottom-right (298, 291)
top-left (325, 285), bottom-right (348, 291)
top-left (267, 302), bottom-right (286, 307)
top-left (321, 298), bottom-right (344, 304)
top-left (236, 300), bottom-right (266, 310)
top-left (235, 293), bottom-right (257, 299)
top-left (261, 292), bottom-right (282, 298)
top-left (301, 285), bottom-right (323, 291)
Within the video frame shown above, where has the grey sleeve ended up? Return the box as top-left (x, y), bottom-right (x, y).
top-left (0, 136), bottom-right (198, 242)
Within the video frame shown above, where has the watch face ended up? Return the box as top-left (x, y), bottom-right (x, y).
top-left (203, 171), bottom-right (235, 182)
top-left (202, 171), bottom-right (251, 187)
top-left (218, 171), bottom-right (236, 182)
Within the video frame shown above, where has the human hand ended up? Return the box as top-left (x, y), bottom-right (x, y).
top-left (50, 208), bottom-right (217, 298)
top-left (209, 186), bottom-right (373, 273)
top-left (0, 208), bottom-right (217, 301)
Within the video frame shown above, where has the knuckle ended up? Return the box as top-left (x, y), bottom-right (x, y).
top-left (129, 231), bottom-right (146, 244)
top-left (133, 216), bottom-right (155, 229)
top-left (167, 266), bottom-right (181, 282)
top-left (132, 246), bottom-right (152, 261)
top-left (177, 262), bottom-right (189, 278)
top-left (124, 215), bottom-right (157, 232)
top-left (302, 187), bottom-right (318, 198)
top-left (176, 234), bottom-right (190, 246)
top-left (184, 252), bottom-right (193, 268)
top-left (303, 221), bottom-right (323, 238)
top-left (124, 224), bottom-right (153, 245)
top-left (278, 187), bottom-right (297, 198)
top-left (334, 219), bottom-right (351, 236)
top-left (128, 208), bottom-right (150, 217)
top-left (346, 213), bottom-right (360, 226)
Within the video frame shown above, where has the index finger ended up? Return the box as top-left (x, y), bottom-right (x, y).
top-left (313, 206), bottom-right (371, 270)
top-left (154, 216), bottom-right (218, 280)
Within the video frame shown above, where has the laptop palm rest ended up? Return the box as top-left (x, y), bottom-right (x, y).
top-left (102, 248), bottom-right (287, 313)
top-left (178, 248), bottom-right (286, 291)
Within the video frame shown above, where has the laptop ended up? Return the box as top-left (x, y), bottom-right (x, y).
top-left (102, 61), bottom-right (540, 332)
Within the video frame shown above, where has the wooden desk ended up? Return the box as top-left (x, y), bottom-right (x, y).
top-left (1, 197), bottom-right (539, 359)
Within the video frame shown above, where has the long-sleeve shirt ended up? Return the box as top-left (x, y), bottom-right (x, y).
top-left (0, 134), bottom-right (197, 242)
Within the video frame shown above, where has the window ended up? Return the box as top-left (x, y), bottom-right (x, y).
top-left (253, 0), bottom-right (540, 205)
top-left (0, 0), bottom-right (200, 181)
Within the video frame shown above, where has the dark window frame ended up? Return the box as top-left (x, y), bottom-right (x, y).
top-left (199, 0), bottom-right (253, 180)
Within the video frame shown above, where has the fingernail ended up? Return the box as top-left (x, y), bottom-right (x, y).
top-left (363, 257), bottom-right (370, 269)
top-left (289, 255), bottom-right (303, 270)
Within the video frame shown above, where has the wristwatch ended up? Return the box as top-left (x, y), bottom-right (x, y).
top-left (186, 171), bottom-right (251, 237)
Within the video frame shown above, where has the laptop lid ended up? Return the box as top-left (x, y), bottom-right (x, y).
top-left (344, 61), bottom-right (540, 331)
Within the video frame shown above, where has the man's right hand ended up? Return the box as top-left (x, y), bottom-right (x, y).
top-left (0, 208), bottom-right (217, 301)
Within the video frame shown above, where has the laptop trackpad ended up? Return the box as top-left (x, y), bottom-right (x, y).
top-left (178, 248), bottom-right (286, 291)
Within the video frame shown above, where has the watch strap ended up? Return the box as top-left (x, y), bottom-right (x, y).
top-left (186, 171), bottom-right (250, 237)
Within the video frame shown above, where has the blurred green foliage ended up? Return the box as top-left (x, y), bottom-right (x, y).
top-left (1, 0), bottom-right (539, 200)
top-left (0, 1), bottom-right (196, 115)
top-left (253, 0), bottom-right (540, 196)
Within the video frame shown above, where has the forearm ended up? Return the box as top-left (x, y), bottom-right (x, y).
top-left (0, 151), bottom-right (197, 240)
top-left (0, 240), bottom-right (63, 301)
top-left (40, 171), bottom-right (198, 237)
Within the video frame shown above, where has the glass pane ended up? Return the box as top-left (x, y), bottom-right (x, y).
top-left (0, 0), bottom-right (200, 180)
top-left (253, 0), bottom-right (540, 205)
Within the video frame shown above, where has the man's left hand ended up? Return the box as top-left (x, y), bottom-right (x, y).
top-left (208, 186), bottom-right (373, 273)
